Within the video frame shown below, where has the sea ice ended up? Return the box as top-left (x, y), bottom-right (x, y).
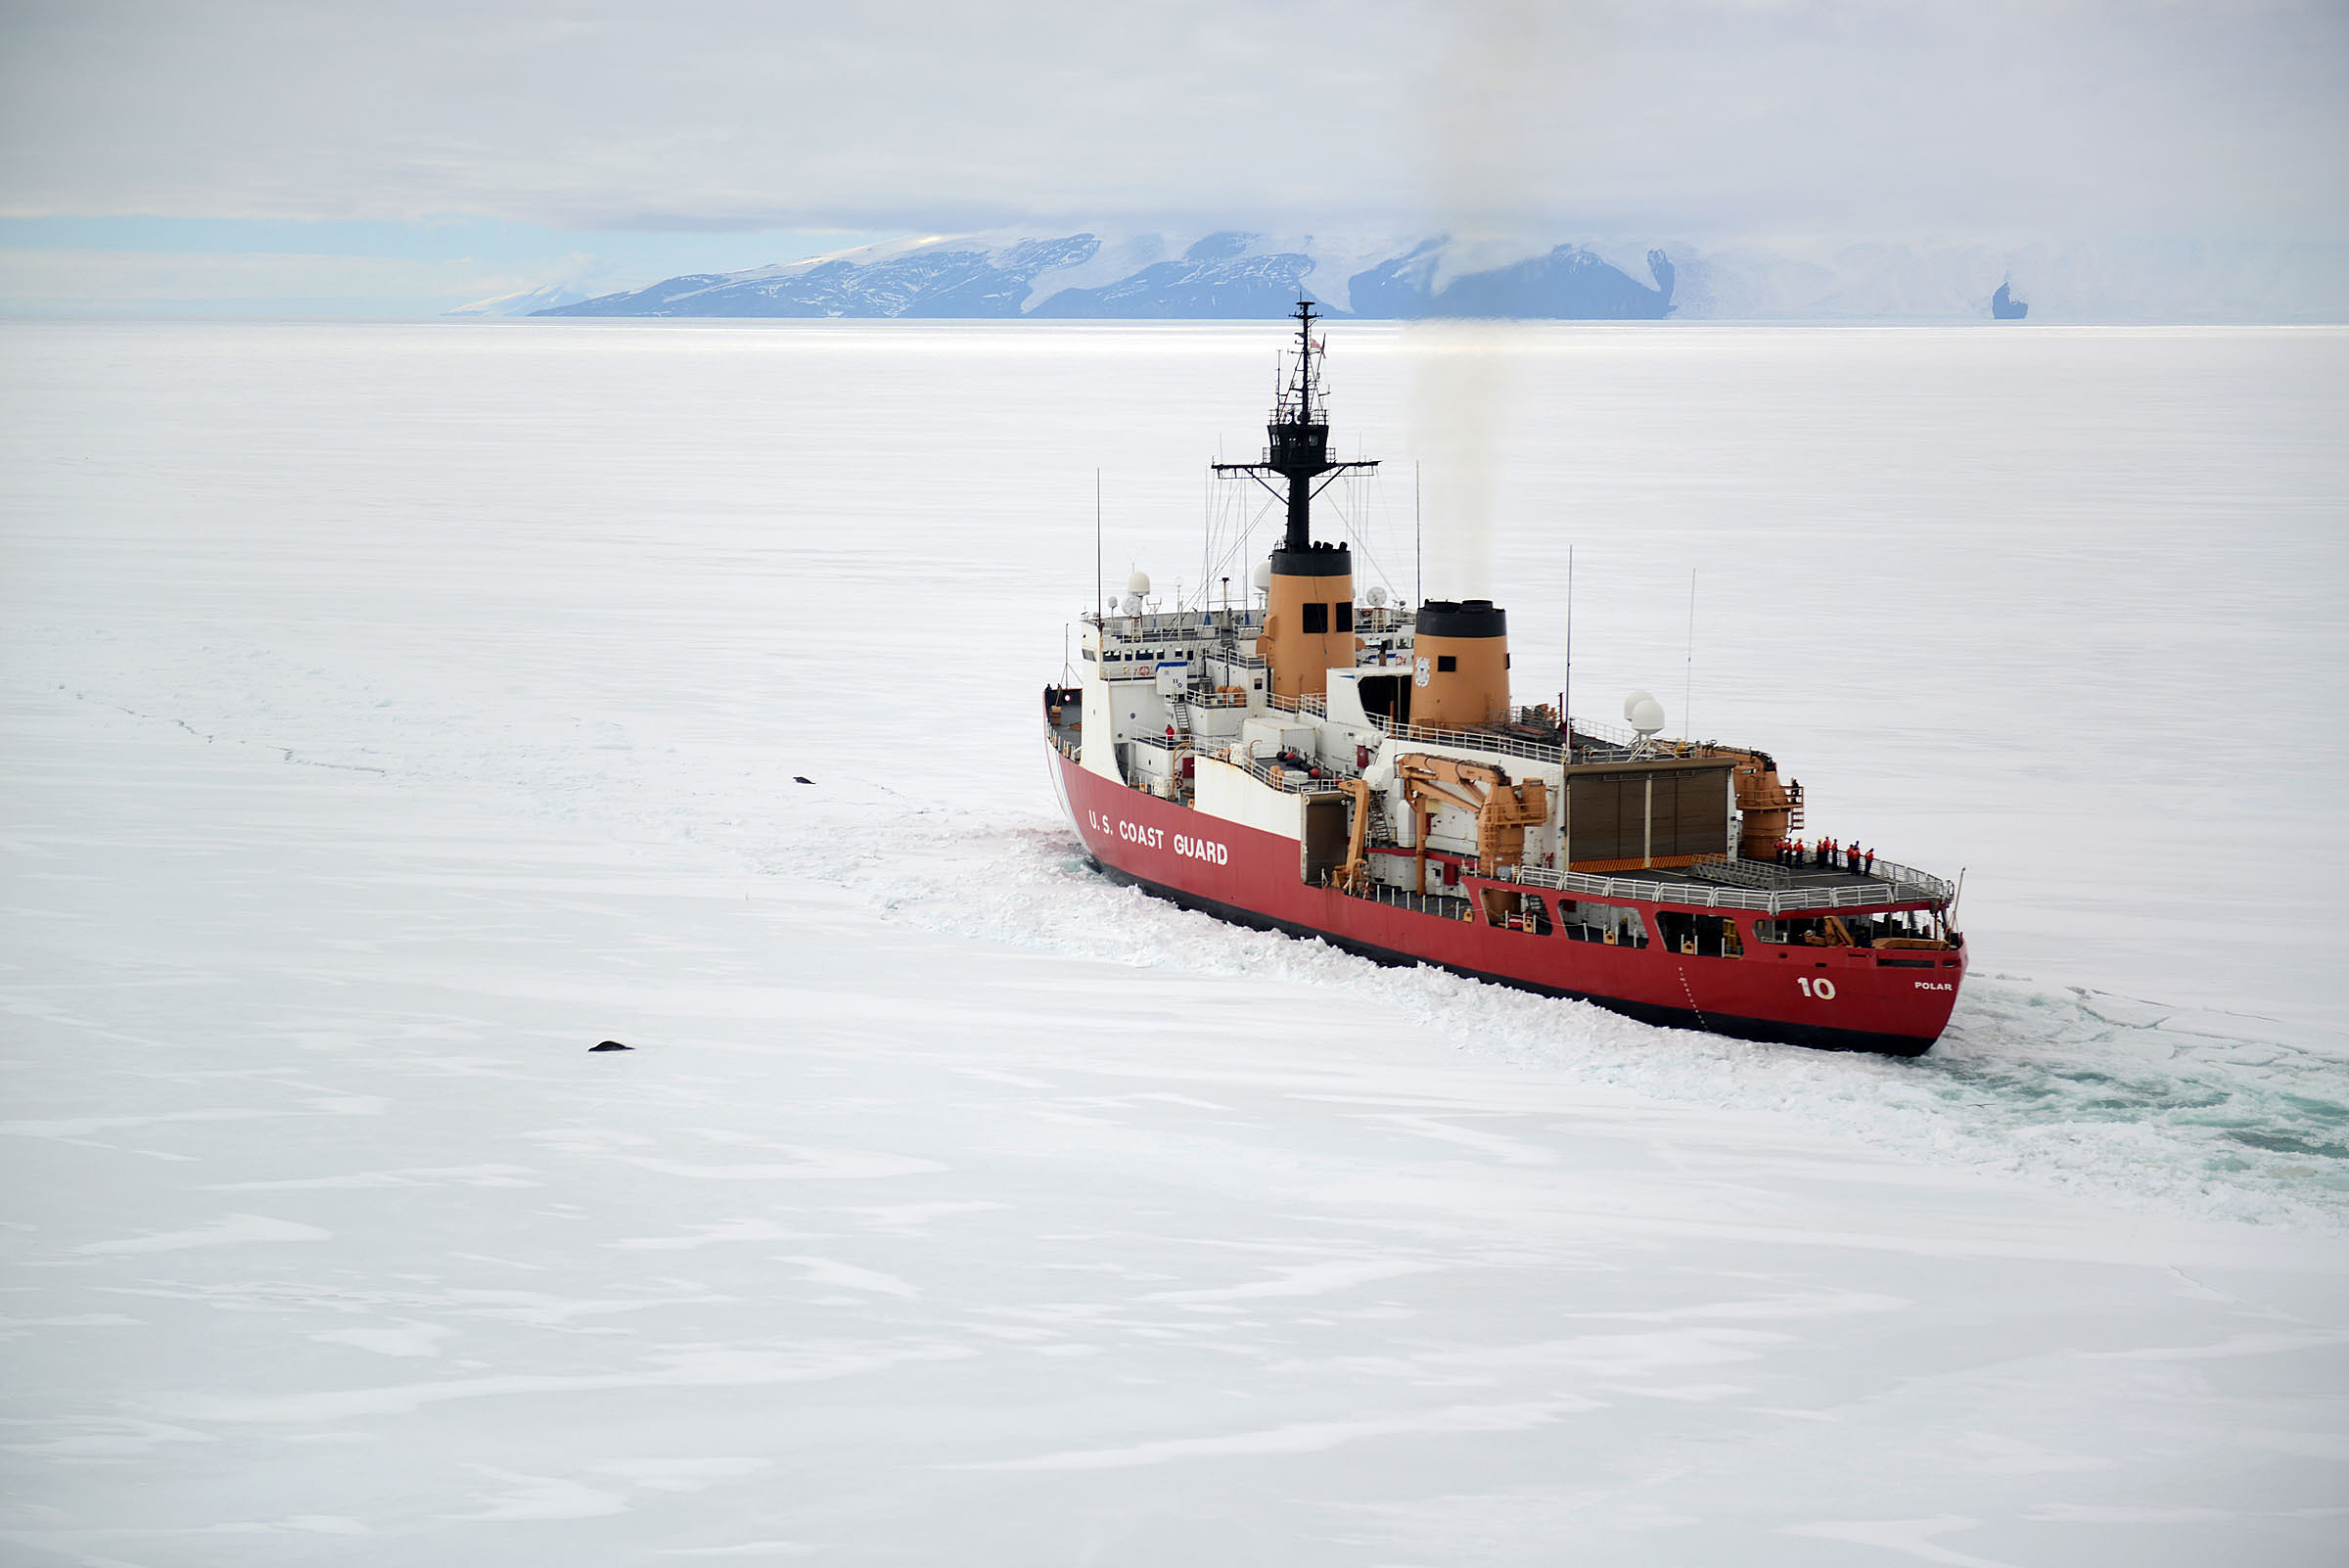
top-left (1, 319), bottom-right (2343, 1565)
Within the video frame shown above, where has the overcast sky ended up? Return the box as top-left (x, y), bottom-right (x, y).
top-left (1, 0), bottom-right (2342, 312)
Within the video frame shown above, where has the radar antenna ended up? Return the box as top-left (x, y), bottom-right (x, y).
top-left (1211, 300), bottom-right (1378, 551)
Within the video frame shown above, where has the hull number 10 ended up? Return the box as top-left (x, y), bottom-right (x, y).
top-left (1796, 977), bottom-right (1838, 1000)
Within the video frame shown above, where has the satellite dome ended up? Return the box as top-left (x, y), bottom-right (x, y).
top-left (1251, 563), bottom-right (1272, 591)
top-left (1123, 592), bottom-right (1144, 615)
top-left (1126, 570), bottom-right (1151, 596)
top-left (1365, 584), bottom-right (1388, 607)
top-left (1625, 692), bottom-right (1666, 736)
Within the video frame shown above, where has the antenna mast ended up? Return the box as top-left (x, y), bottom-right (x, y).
top-left (1683, 568), bottom-right (1696, 747)
top-left (1210, 300), bottom-right (1376, 552)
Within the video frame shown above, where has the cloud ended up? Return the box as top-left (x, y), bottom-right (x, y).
top-left (1, 2), bottom-right (2341, 243)
top-left (0, 246), bottom-right (530, 314)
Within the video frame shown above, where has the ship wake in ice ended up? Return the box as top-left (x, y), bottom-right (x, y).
top-left (780, 801), bottom-right (2349, 1234)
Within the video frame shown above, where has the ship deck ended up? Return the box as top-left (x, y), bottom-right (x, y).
top-left (1637, 861), bottom-right (1897, 895)
top-left (1502, 854), bottom-right (1954, 915)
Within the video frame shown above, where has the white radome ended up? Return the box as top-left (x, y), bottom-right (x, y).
top-left (1251, 563), bottom-right (1271, 591)
top-left (1365, 584), bottom-right (1388, 606)
top-left (1126, 570), bottom-right (1150, 597)
top-left (1626, 691), bottom-right (1667, 735)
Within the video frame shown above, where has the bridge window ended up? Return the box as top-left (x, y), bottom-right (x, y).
top-left (1755, 911), bottom-right (1942, 948)
top-left (1358, 673), bottom-right (1410, 724)
top-left (1481, 890), bottom-right (1552, 934)
top-left (1755, 917), bottom-right (1845, 947)
top-left (1847, 910), bottom-right (1944, 948)
top-left (1655, 911), bottom-right (1744, 958)
top-left (1558, 899), bottom-right (1648, 948)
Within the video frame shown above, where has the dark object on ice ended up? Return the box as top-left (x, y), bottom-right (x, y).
top-left (794, 775), bottom-right (813, 784)
top-left (1992, 279), bottom-right (2029, 320)
top-left (589, 1040), bottom-right (632, 1052)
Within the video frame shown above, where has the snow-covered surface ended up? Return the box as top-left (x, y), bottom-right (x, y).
top-left (2, 319), bottom-right (2345, 1563)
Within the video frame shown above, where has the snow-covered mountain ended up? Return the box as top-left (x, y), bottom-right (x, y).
top-left (527, 229), bottom-right (2349, 323)
top-left (535, 232), bottom-right (1679, 321)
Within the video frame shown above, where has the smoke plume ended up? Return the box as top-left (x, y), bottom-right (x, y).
top-left (1407, 2), bottom-right (1608, 602)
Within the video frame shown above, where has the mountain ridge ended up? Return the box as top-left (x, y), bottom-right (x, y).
top-left (534, 232), bottom-right (1678, 321)
top-left (519, 231), bottom-right (2349, 323)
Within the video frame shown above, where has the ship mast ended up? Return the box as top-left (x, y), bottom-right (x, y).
top-left (1212, 300), bottom-right (1377, 549)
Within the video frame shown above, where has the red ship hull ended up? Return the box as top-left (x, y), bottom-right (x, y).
top-left (1051, 747), bottom-right (1964, 1056)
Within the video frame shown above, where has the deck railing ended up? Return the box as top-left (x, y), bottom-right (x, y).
top-left (1365, 715), bottom-right (1566, 765)
top-left (1339, 879), bottom-right (1476, 921)
top-left (1237, 756), bottom-right (1346, 793)
top-left (1089, 608), bottom-right (1257, 636)
top-left (1495, 860), bottom-right (1952, 913)
top-left (1688, 855), bottom-right (1790, 890)
top-left (1855, 856), bottom-right (1956, 903)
